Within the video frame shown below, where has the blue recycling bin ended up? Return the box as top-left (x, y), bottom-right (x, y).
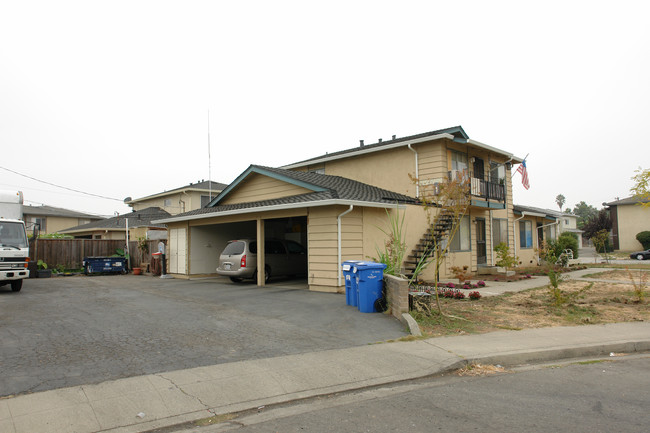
top-left (83, 257), bottom-right (127, 274)
top-left (342, 260), bottom-right (362, 306)
top-left (355, 262), bottom-right (387, 313)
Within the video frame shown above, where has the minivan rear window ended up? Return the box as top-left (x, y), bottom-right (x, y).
top-left (222, 241), bottom-right (245, 255)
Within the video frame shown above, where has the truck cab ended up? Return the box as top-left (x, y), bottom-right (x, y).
top-left (0, 191), bottom-right (30, 292)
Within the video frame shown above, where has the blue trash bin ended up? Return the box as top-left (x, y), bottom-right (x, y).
top-left (83, 257), bottom-right (127, 274)
top-left (355, 262), bottom-right (387, 313)
top-left (342, 260), bottom-right (362, 306)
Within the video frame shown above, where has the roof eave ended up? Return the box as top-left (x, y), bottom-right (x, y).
top-left (281, 133), bottom-right (456, 169)
top-left (466, 139), bottom-right (524, 163)
top-left (154, 199), bottom-right (412, 224)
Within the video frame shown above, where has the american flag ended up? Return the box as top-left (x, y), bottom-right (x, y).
top-left (517, 160), bottom-right (530, 190)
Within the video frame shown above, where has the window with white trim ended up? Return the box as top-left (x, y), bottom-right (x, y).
top-left (492, 218), bottom-right (508, 249)
top-left (449, 215), bottom-right (470, 251)
top-left (519, 220), bottom-right (533, 248)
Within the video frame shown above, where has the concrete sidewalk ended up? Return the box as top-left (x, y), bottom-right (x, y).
top-left (2, 322), bottom-right (648, 433)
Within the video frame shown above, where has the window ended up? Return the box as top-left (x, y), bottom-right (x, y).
top-left (201, 195), bottom-right (211, 207)
top-left (163, 199), bottom-right (172, 207)
top-left (451, 151), bottom-right (468, 173)
top-left (492, 219), bottom-right (508, 249)
top-left (490, 161), bottom-right (505, 183)
top-left (34, 217), bottom-right (46, 232)
top-left (519, 220), bottom-right (533, 248)
top-left (564, 219), bottom-right (569, 225)
top-left (449, 216), bottom-right (470, 251)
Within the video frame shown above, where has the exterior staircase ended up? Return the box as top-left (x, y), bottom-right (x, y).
top-left (403, 207), bottom-right (455, 281)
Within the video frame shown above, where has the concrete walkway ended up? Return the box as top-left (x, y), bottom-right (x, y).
top-left (2, 320), bottom-right (649, 433)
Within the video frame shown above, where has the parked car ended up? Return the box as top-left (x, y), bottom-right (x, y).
top-left (629, 249), bottom-right (650, 260)
top-left (216, 239), bottom-right (307, 282)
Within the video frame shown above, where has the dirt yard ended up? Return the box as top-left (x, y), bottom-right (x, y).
top-left (411, 270), bottom-right (650, 337)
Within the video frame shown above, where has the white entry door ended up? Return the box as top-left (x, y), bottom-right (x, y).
top-left (169, 227), bottom-right (187, 274)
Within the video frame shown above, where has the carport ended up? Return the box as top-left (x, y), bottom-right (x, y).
top-left (185, 214), bottom-right (308, 285)
top-left (154, 165), bottom-right (418, 292)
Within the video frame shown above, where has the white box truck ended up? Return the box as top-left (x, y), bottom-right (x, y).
top-left (0, 190), bottom-right (30, 292)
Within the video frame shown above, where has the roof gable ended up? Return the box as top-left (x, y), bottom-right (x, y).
top-left (207, 165), bottom-right (328, 207)
top-left (61, 207), bottom-right (171, 233)
top-left (127, 180), bottom-right (229, 204)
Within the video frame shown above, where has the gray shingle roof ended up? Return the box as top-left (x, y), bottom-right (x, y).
top-left (61, 207), bottom-right (171, 232)
top-left (128, 180), bottom-right (229, 203)
top-left (162, 166), bottom-right (417, 220)
top-left (604, 196), bottom-right (650, 206)
top-left (283, 126), bottom-right (469, 168)
top-left (23, 205), bottom-right (104, 219)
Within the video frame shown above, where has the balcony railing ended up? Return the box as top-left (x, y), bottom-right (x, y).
top-left (448, 170), bottom-right (505, 202)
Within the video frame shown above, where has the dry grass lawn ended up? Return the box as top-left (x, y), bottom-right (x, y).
top-left (411, 270), bottom-right (649, 337)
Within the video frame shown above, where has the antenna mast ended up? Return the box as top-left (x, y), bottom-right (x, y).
top-left (208, 109), bottom-right (212, 201)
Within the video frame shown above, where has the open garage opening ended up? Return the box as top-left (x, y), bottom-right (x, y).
top-left (189, 216), bottom-right (308, 285)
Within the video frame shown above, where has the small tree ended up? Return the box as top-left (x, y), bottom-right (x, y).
top-left (591, 229), bottom-right (611, 264)
top-left (409, 173), bottom-right (471, 317)
top-left (494, 242), bottom-right (518, 277)
top-left (631, 167), bottom-right (649, 207)
top-left (582, 209), bottom-right (612, 240)
top-left (572, 201), bottom-right (598, 229)
top-left (555, 194), bottom-right (566, 211)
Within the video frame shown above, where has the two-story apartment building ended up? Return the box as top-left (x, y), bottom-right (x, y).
top-left (156, 126), bottom-right (525, 292)
top-left (126, 180), bottom-right (228, 215)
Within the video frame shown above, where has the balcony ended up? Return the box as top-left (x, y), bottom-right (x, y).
top-left (448, 170), bottom-right (505, 202)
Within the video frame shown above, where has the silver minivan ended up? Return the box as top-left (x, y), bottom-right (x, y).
top-left (216, 239), bottom-right (307, 283)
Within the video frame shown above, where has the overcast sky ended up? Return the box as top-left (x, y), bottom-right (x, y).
top-left (1, 1), bottom-right (648, 217)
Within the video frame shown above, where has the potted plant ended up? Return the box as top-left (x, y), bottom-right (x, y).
top-left (37, 260), bottom-right (52, 278)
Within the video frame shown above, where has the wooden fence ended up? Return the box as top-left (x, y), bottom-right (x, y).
top-left (28, 239), bottom-right (165, 270)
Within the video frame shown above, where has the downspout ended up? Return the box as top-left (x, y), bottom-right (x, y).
top-left (407, 144), bottom-right (419, 198)
top-left (337, 205), bottom-right (354, 287)
top-left (539, 219), bottom-right (560, 238)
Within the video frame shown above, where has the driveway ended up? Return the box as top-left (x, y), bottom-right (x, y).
top-left (0, 275), bottom-right (406, 397)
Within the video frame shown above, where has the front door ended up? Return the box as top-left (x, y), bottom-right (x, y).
top-left (476, 218), bottom-right (487, 265)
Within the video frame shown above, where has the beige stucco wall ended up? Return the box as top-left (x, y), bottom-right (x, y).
top-left (616, 204), bottom-right (650, 251)
top-left (220, 173), bottom-right (313, 205)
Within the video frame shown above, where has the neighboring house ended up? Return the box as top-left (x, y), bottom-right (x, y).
top-left (125, 180), bottom-right (228, 215)
top-left (512, 205), bottom-right (560, 266)
top-left (604, 196), bottom-right (650, 251)
top-left (60, 207), bottom-right (170, 240)
top-left (556, 212), bottom-right (583, 246)
top-left (156, 126), bottom-right (527, 292)
top-left (22, 205), bottom-right (104, 236)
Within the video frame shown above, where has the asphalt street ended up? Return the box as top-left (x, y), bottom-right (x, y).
top-left (186, 355), bottom-right (650, 433)
top-left (0, 275), bottom-right (406, 397)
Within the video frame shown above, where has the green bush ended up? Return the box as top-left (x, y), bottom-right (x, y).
top-left (557, 232), bottom-right (579, 259)
top-left (636, 231), bottom-right (650, 250)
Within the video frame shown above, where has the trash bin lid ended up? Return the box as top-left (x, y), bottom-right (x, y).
top-left (354, 261), bottom-right (387, 270)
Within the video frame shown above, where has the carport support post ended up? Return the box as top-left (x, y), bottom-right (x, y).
top-left (257, 217), bottom-right (265, 286)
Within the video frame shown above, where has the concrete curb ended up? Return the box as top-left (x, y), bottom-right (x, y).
top-left (3, 324), bottom-right (649, 433)
top-left (110, 335), bottom-right (650, 433)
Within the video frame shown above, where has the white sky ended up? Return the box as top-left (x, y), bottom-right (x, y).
top-left (1, 1), bottom-right (648, 217)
